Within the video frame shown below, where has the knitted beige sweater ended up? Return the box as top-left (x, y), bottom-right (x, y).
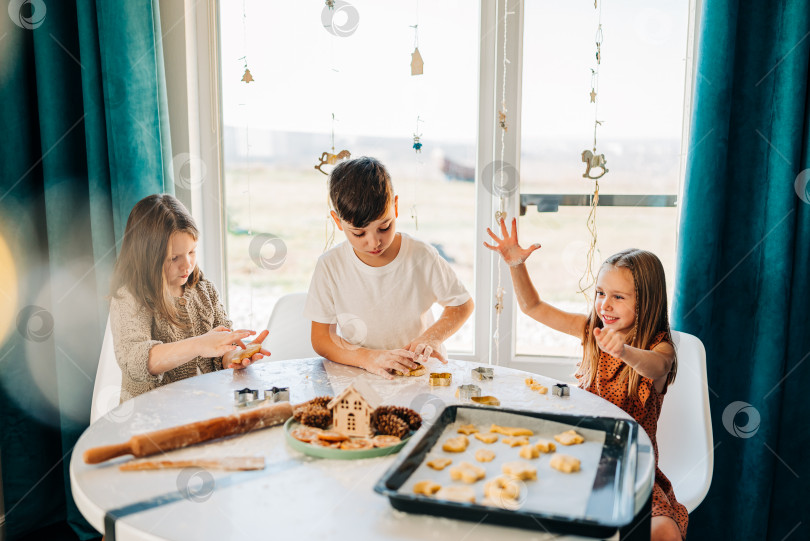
top-left (109, 278), bottom-right (232, 402)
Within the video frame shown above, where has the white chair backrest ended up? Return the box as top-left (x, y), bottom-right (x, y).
top-left (265, 292), bottom-right (318, 361)
top-left (89, 315), bottom-right (123, 423)
top-left (657, 330), bottom-right (713, 513)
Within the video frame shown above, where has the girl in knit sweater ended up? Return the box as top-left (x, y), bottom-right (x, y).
top-left (109, 194), bottom-right (268, 401)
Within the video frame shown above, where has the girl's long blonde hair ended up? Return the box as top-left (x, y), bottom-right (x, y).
top-left (580, 249), bottom-right (676, 400)
top-left (110, 194), bottom-right (201, 328)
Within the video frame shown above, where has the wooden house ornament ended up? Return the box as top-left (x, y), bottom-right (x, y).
top-left (410, 47), bottom-right (424, 76)
top-left (327, 381), bottom-right (382, 437)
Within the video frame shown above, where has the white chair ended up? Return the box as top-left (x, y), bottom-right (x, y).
top-left (89, 316), bottom-right (123, 423)
top-left (264, 292), bottom-right (319, 361)
top-left (657, 330), bottom-right (713, 513)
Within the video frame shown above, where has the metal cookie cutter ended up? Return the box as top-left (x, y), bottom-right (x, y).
top-left (471, 367), bottom-right (494, 381)
top-left (429, 372), bottom-right (452, 386)
top-left (234, 387), bottom-right (259, 407)
top-left (456, 384), bottom-right (482, 400)
top-left (264, 386), bottom-right (290, 402)
top-left (552, 383), bottom-right (570, 397)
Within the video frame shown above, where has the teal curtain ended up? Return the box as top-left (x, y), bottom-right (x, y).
top-left (673, 0), bottom-right (810, 539)
top-left (0, 0), bottom-right (173, 538)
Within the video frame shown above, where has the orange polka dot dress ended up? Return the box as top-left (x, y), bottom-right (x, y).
top-left (577, 332), bottom-right (688, 539)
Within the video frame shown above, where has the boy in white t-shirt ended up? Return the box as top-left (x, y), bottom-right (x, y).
top-left (305, 156), bottom-right (474, 379)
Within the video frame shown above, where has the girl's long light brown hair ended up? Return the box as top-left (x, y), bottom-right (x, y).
top-left (110, 194), bottom-right (201, 328)
top-left (580, 249), bottom-right (676, 400)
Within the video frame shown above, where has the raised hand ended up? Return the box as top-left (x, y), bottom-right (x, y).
top-left (483, 217), bottom-right (541, 267)
top-left (364, 349), bottom-right (419, 380)
top-left (197, 326), bottom-right (254, 358)
top-left (224, 329), bottom-right (270, 369)
top-left (593, 327), bottom-right (627, 359)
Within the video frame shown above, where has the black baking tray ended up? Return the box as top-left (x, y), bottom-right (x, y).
top-left (373, 405), bottom-right (639, 539)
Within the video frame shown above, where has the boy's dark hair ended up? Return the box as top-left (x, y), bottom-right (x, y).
top-left (329, 157), bottom-right (394, 228)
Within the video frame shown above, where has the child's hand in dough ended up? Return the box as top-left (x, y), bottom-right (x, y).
top-left (199, 326), bottom-right (254, 358)
top-left (224, 329), bottom-right (270, 369)
top-left (593, 327), bottom-right (627, 359)
top-left (405, 337), bottom-right (446, 364)
top-left (363, 349), bottom-right (419, 380)
top-left (483, 217), bottom-right (541, 267)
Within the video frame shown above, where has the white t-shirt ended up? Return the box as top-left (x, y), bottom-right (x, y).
top-left (304, 233), bottom-right (471, 351)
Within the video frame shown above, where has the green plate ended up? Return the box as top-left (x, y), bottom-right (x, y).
top-left (284, 418), bottom-right (409, 460)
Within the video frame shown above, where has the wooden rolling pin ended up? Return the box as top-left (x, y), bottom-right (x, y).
top-left (119, 456), bottom-right (265, 471)
top-left (83, 401), bottom-right (293, 464)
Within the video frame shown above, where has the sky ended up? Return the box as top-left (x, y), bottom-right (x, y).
top-left (219, 0), bottom-right (690, 142)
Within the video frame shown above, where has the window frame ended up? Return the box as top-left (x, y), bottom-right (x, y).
top-left (169, 0), bottom-right (700, 368)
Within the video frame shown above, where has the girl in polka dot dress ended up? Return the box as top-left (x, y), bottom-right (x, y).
top-left (485, 218), bottom-right (687, 541)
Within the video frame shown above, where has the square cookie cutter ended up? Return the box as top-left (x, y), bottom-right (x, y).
top-left (429, 373), bottom-right (452, 386)
top-left (265, 386), bottom-right (290, 402)
top-left (456, 384), bottom-right (482, 400)
top-left (552, 383), bottom-right (570, 397)
top-left (471, 367), bottom-right (494, 381)
top-left (234, 386), bottom-right (290, 408)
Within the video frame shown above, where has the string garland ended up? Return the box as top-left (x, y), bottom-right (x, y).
top-left (240, 0), bottom-right (255, 329)
top-left (492, 0), bottom-right (513, 366)
top-left (578, 0), bottom-right (608, 301)
top-left (321, 2), bottom-right (349, 251)
top-left (411, 115), bottom-right (423, 229)
top-left (409, 2), bottom-right (423, 230)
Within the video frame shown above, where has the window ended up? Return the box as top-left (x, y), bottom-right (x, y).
top-left (516, 1), bottom-right (689, 357)
top-left (208, 0), bottom-right (696, 364)
top-left (218, 0), bottom-right (479, 353)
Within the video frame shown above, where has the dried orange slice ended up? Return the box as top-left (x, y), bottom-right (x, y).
top-left (340, 438), bottom-right (374, 450)
top-left (372, 435), bottom-right (401, 448)
top-left (317, 430), bottom-right (349, 442)
top-left (291, 427), bottom-right (322, 443)
top-left (310, 438), bottom-right (342, 448)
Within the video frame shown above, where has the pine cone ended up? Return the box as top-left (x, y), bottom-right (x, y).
top-left (373, 413), bottom-right (410, 438)
top-left (372, 405), bottom-right (422, 432)
top-left (388, 406), bottom-right (422, 431)
top-left (370, 406), bottom-right (393, 427)
top-left (294, 396), bottom-right (333, 424)
top-left (300, 405), bottom-right (332, 429)
top-left (309, 396), bottom-right (332, 408)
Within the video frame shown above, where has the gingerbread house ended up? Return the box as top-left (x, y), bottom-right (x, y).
top-left (327, 380), bottom-right (382, 437)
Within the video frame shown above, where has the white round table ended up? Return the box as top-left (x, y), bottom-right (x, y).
top-left (70, 358), bottom-right (654, 541)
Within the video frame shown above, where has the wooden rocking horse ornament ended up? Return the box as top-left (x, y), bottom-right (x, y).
top-left (581, 149), bottom-right (608, 180)
top-left (315, 149), bottom-right (351, 175)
